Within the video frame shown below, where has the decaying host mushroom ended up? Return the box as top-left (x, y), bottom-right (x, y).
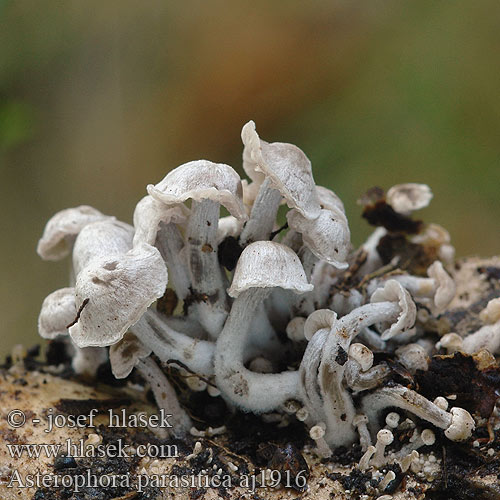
top-left (37, 120), bottom-right (495, 471)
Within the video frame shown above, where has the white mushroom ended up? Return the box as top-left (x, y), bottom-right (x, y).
top-left (72, 219), bottom-right (134, 276)
top-left (148, 160), bottom-right (247, 338)
top-left (370, 429), bottom-right (394, 468)
top-left (109, 332), bottom-right (192, 436)
top-left (287, 208), bottom-right (350, 269)
top-left (135, 356), bottom-right (191, 436)
top-left (286, 316), bottom-right (307, 342)
top-left (69, 242), bottom-right (167, 348)
top-left (353, 414), bottom-right (372, 451)
top-left (386, 183), bottom-right (433, 215)
top-left (462, 322), bottom-right (500, 354)
top-left (133, 195), bottom-right (190, 300)
top-left (109, 332), bottom-right (152, 379)
top-left (436, 332), bottom-right (463, 354)
top-left (38, 287), bottom-right (76, 340)
top-left (299, 288), bottom-right (416, 449)
top-left (370, 280), bottom-right (417, 340)
top-left (133, 195), bottom-right (188, 247)
top-left (361, 385), bottom-right (475, 442)
top-left (37, 206), bottom-right (112, 261)
top-left (349, 343), bottom-right (374, 372)
top-left (130, 309), bottom-right (215, 376)
top-left (479, 297), bottom-right (500, 325)
top-left (444, 407), bottom-right (476, 441)
top-left (310, 424), bottom-right (332, 458)
top-left (71, 346), bottom-right (108, 378)
top-left (214, 241), bottom-right (312, 412)
top-left (395, 344), bottom-right (429, 373)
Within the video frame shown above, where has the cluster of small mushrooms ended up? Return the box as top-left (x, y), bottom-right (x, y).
top-left (38, 120), bottom-right (498, 471)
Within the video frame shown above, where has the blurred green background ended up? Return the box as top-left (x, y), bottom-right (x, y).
top-left (1, 1), bottom-right (499, 356)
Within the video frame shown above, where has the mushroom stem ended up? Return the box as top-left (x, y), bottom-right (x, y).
top-left (135, 356), bottom-right (191, 436)
top-left (186, 199), bottom-right (229, 338)
top-left (156, 222), bottom-right (191, 300)
top-left (130, 311), bottom-right (215, 376)
top-left (215, 288), bottom-right (299, 412)
top-left (300, 302), bottom-right (401, 449)
top-left (361, 385), bottom-right (453, 436)
top-left (240, 178), bottom-right (282, 245)
top-left (338, 301), bottom-right (401, 343)
top-left (344, 361), bottom-right (390, 392)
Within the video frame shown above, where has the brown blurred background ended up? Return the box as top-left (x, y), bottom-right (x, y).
top-left (1, 1), bottom-right (499, 355)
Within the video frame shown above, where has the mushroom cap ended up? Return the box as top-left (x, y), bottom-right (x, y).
top-left (37, 206), bottom-right (112, 261)
top-left (287, 208), bottom-right (350, 269)
top-left (376, 429), bottom-right (394, 446)
top-left (349, 343), bottom-right (374, 372)
top-left (479, 297), bottom-right (500, 324)
top-left (241, 120), bottom-right (320, 220)
top-left (109, 332), bottom-right (152, 379)
top-left (462, 323), bottom-right (500, 354)
top-left (133, 195), bottom-right (189, 246)
top-left (395, 344), bottom-right (429, 373)
top-left (427, 261), bottom-right (456, 311)
top-left (421, 429), bottom-right (436, 446)
top-left (286, 316), bottom-right (307, 342)
top-left (370, 280), bottom-right (417, 340)
top-left (38, 287), bottom-right (76, 339)
top-left (147, 160), bottom-right (247, 220)
top-left (72, 220), bottom-right (134, 276)
top-left (444, 407), bottom-right (475, 441)
top-left (69, 242), bottom-right (168, 348)
top-left (316, 185), bottom-right (345, 213)
top-left (227, 241), bottom-right (313, 298)
top-left (304, 309), bottom-right (337, 341)
top-left (386, 183), bottom-right (433, 214)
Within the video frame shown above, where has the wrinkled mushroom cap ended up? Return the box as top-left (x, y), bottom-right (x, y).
top-left (427, 260), bottom-right (456, 311)
top-left (287, 208), bottom-right (350, 269)
top-left (304, 309), bottom-right (337, 341)
top-left (395, 344), bottom-right (429, 373)
top-left (38, 287), bottom-right (76, 339)
top-left (316, 186), bottom-right (345, 213)
top-left (241, 121), bottom-right (320, 219)
top-left (72, 220), bottom-right (134, 276)
top-left (69, 242), bottom-right (168, 348)
top-left (479, 297), bottom-right (500, 325)
top-left (444, 407), bottom-right (475, 441)
top-left (147, 160), bottom-right (247, 220)
top-left (228, 241), bottom-right (313, 298)
top-left (37, 206), bottom-right (112, 261)
top-left (133, 195), bottom-right (189, 246)
top-left (349, 343), bottom-right (374, 371)
top-left (386, 183), bottom-right (433, 214)
top-left (109, 332), bottom-right (152, 379)
top-left (371, 280), bottom-right (417, 340)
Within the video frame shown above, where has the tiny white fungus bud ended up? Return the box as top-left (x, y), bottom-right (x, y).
top-left (296, 408), bottom-right (309, 422)
top-left (433, 397), bottom-right (449, 411)
top-left (385, 412), bottom-right (400, 429)
top-left (421, 429), bottom-right (436, 446)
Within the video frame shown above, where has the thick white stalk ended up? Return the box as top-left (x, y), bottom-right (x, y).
top-left (187, 199), bottom-right (228, 338)
top-left (215, 288), bottom-right (299, 412)
top-left (135, 357), bottom-right (191, 436)
top-left (131, 312), bottom-right (215, 376)
top-left (156, 222), bottom-right (191, 300)
top-left (239, 178), bottom-right (282, 245)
